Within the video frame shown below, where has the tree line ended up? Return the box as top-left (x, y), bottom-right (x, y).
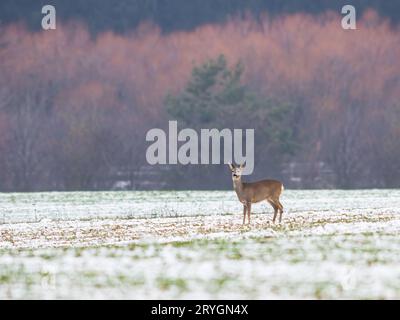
top-left (0, 11), bottom-right (399, 191)
top-left (1, 0), bottom-right (400, 34)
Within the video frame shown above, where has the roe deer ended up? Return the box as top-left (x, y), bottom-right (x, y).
top-left (228, 163), bottom-right (284, 224)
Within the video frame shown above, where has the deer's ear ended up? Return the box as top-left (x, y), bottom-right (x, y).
top-left (239, 162), bottom-right (245, 169)
top-left (228, 163), bottom-right (235, 171)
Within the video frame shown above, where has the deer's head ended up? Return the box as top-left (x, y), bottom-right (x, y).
top-left (228, 163), bottom-right (244, 181)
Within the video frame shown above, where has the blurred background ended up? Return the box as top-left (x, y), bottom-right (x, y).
top-left (0, 0), bottom-right (399, 191)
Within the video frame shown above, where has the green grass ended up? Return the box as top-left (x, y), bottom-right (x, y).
top-left (1, 230), bottom-right (400, 299)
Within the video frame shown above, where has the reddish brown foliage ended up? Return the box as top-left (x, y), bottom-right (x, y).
top-left (0, 10), bottom-right (399, 189)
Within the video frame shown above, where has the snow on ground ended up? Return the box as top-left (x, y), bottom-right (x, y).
top-left (0, 190), bottom-right (400, 299)
top-left (1, 189), bottom-right (400, 223)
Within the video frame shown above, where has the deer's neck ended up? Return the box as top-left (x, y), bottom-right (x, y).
top-left (233, 179), bottom-right (244, 197)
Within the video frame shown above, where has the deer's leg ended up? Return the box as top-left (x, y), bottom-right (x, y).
top-left (242, 204), bottom-right (246, 225)
top-left (268, 200), bottom-right (278, 223)
top-left (247, 202), bottom-right (252, 224)
top-left (277, 200), bottom-right (284, 223)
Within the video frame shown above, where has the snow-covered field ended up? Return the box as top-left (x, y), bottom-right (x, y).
top-left (1, 190), bottom-right (400, 299)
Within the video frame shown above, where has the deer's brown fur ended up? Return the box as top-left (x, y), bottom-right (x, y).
top-left (229, 163), bottom-right (284, 224)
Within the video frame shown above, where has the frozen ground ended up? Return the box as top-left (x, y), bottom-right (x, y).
top-left (0, 190), bottom-right (400, 299)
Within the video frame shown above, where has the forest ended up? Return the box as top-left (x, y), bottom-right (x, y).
top-left (0, 2), bottom-right (400, 190)
top-left (1, 0), bottom-right (400, 33)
